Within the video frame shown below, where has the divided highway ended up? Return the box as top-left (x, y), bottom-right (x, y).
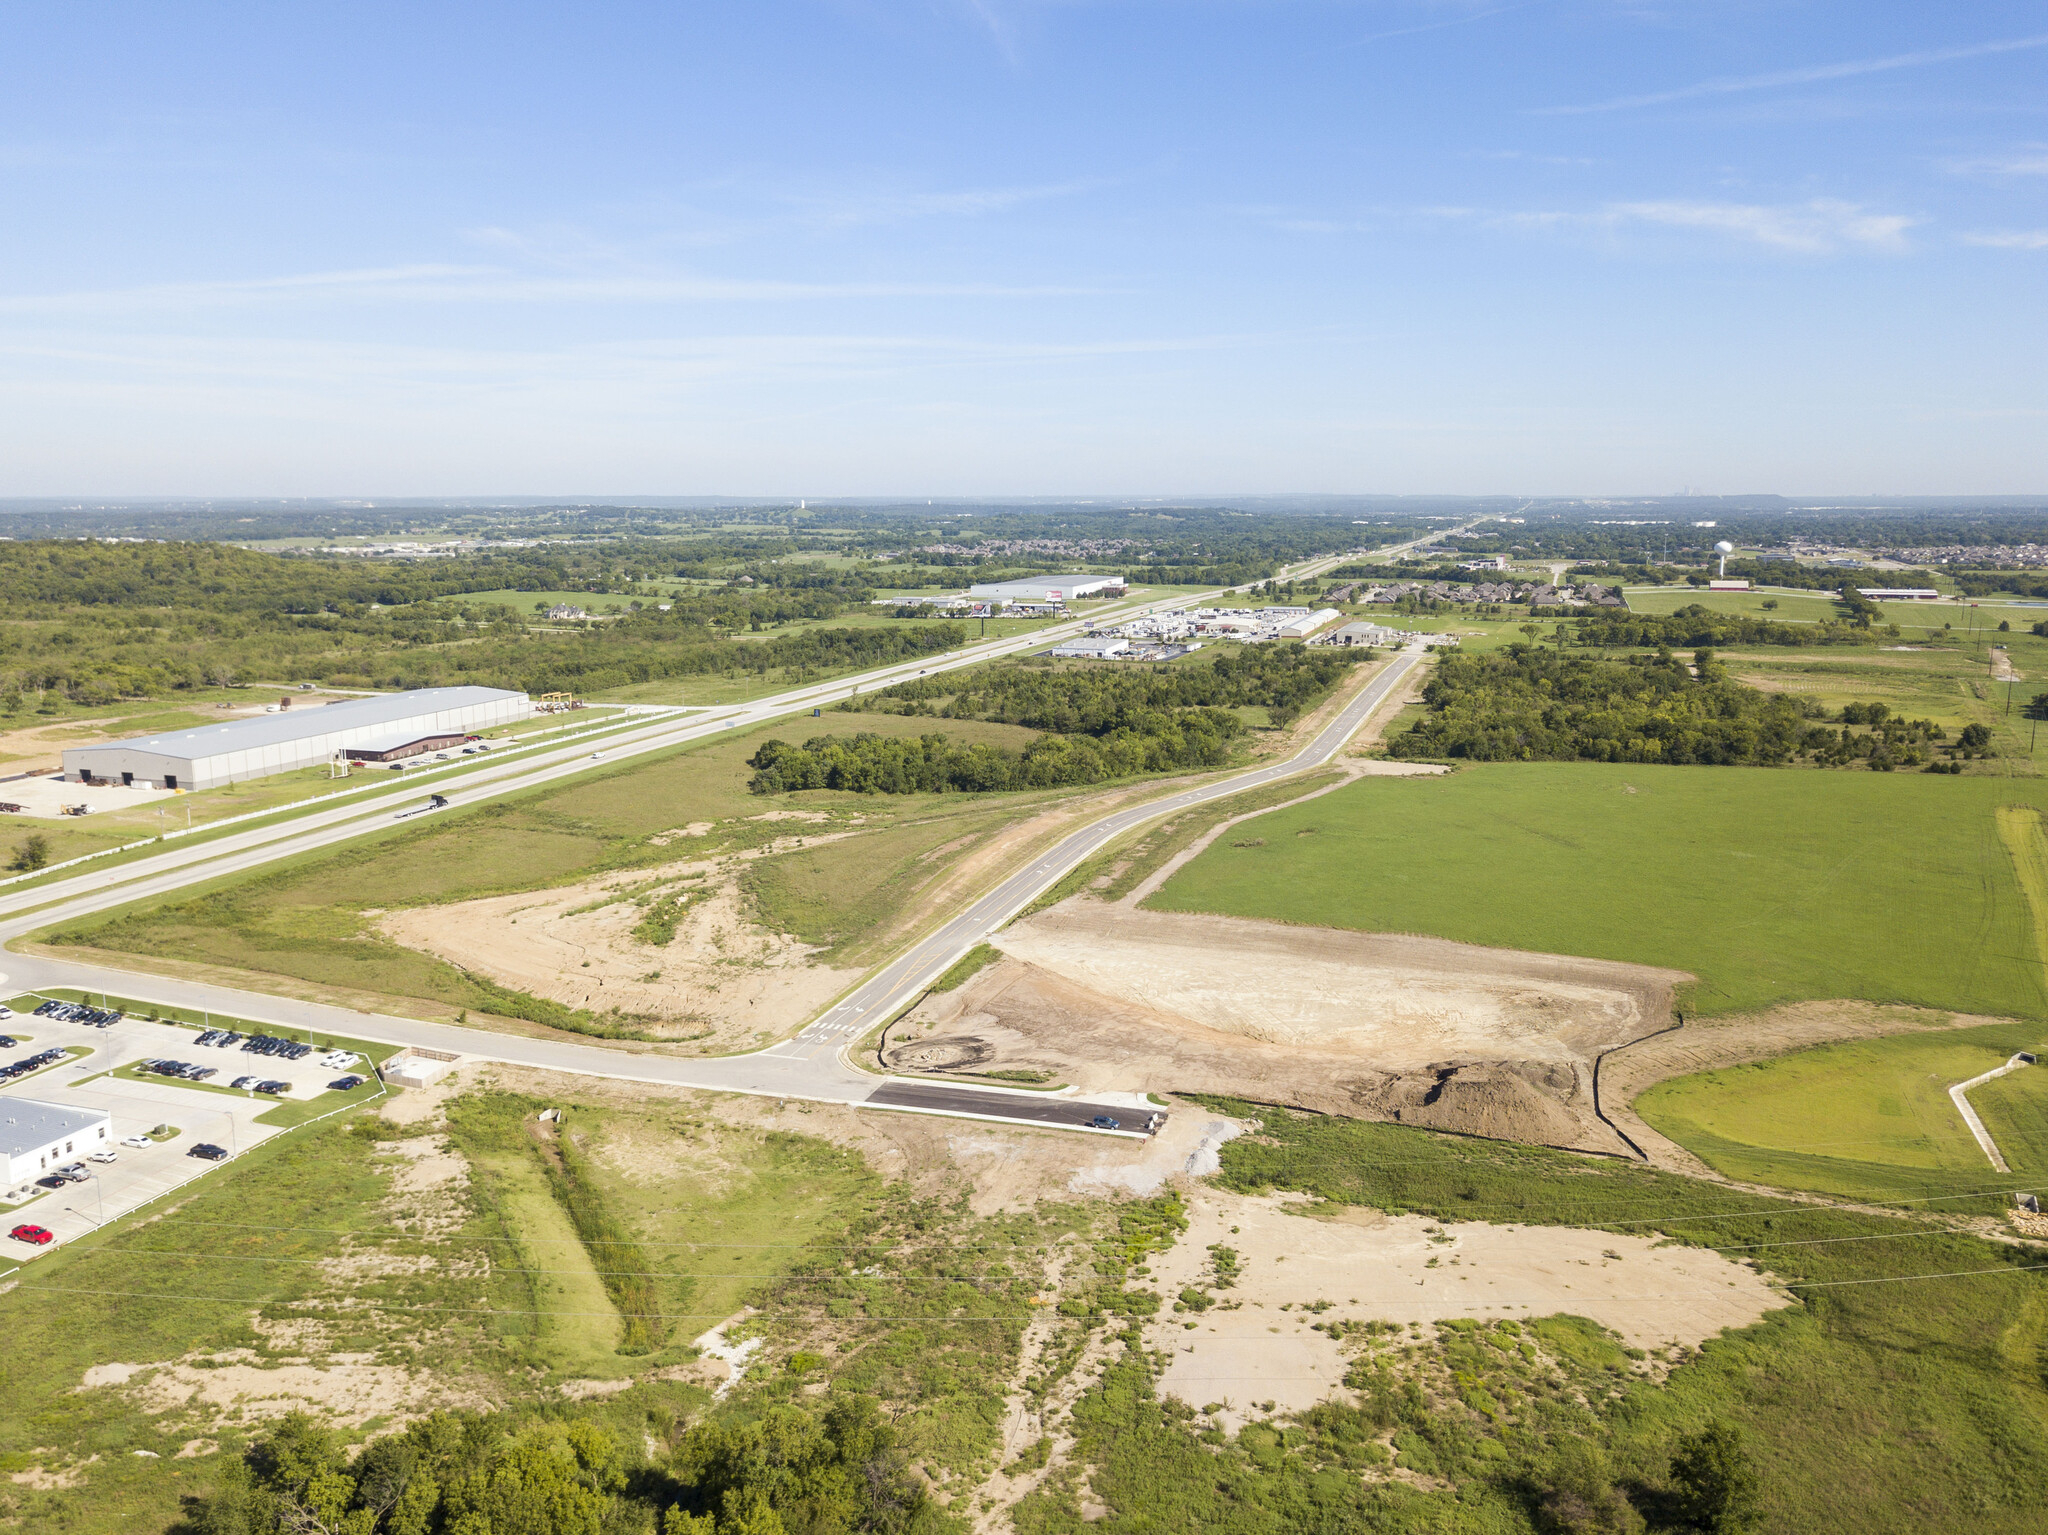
top-left (0, 531), bottom-right (1450, 1140)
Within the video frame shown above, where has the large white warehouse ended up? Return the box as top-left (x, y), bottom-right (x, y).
top-left (62, 686), bottom-right (529, 791)
top-left (966, 574), bottom-right (1125, 604)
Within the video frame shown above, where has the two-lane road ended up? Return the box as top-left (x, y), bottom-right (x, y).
top-left (0, 644), bottom-right (1429, 1132)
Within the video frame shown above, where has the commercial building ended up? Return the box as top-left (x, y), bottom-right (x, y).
top-left (1049, 635), bottom-right (1132, 660)
top-left (966, 574), bottom-right (1125, 604)
top-left (1272, 607), bottom-right (1342, 640)
top-left (4, 1099), bottom-right (112, 1182)
top-left (62, 686), bottom-right (529, 791)
top-left (1856, 588), bottom-right (1941, 600)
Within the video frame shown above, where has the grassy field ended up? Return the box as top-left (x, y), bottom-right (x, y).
top-left (1635, 1022), bottom-right (2048, 1200)
top-left (1148, 761), bottom-right (2048, 1019)
top-left (1150, 1100), bottom-right (2048, 1535)
top-left (0, 1079), bottom-right (1061, 1534)
top-left (47, 707), bottom-right (1080, 1023)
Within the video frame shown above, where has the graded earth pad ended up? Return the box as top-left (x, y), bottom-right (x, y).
top-left (1144, 1189), bottom-right (1788, 1434)
top-left (377, 837), bottom-right (861, 1050)
top-left (892, 904), bottom-right (1688, 1152)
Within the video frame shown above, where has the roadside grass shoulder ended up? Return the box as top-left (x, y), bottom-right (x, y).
top-left (1148, 761), bottom-right (2048, 1019)
top-left (1634, 1023), bottom-right (2048, 1200)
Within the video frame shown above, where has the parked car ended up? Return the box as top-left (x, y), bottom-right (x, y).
top-left (34, 1176), bottom-right (66, 1191)
top-left (120, 1134), bottom-right (152, 1148)
top-left (231, 1076), bottom-right (256, 1090)
top-left (87, 1149), bottom-right (116, 1164)
top-left (255, 1080), bottom-right (291, 1095)
top-left (188, 1144), bottom-right (229, 1161)
top-left (1088, 1115), bottom-right (1122, 1131)
top-left (59, 1164), bottom-right (89, 1181)
top-left (330, 1075), bottom-right (365, 1091)
top-left (0, 1036), bottom-right (15, 1048)
top-left (9, 1224), bottom-right (53, 1245)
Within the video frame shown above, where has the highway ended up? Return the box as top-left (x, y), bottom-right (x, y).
top-left (0, 643), bottom-right (1428, 1131)
top-left (0, 532), bottom-right (1445, 1141)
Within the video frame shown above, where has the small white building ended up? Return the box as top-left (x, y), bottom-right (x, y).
top-left (1050, 636), bottom-right (1132, 660)
top-left (4, 1099), bottom-right (112, 1182)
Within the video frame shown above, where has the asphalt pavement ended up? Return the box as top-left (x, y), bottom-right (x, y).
top-left (0, 536), bottom-right (1446, 1143)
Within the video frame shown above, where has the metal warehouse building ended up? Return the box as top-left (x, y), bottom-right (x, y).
top-left (62, 686), bottom-right (530, 791)
top-left (966, 574), bottom-right (1126, 604)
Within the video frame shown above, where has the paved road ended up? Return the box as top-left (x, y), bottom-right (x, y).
top-left (867, 1080), bottom-right (1152, 1131)
top-left (0, 532), bottom-right (1448, 1140)
top-left (0, 643), bottom-right (1428, 1132)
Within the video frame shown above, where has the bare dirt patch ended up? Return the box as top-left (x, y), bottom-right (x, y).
top-left (377, 838), bottom-right (862, 1051)
top-left (1600, 1001), bottom-right (2017, 1177)
top-left (99, 1357), bottom-right (493, 1429)
top-left (891, 907), bottom-right (1686, 1152)
top-left (1143, 1188), bottom-right (1787, 1433)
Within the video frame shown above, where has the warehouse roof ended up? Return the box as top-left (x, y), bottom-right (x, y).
top-left (4, 1098), bottom-right (109, 1155)
top-left (83, 686), bottom-right (526, 760)
top-left (967, 574), bottom-right (1122, 599)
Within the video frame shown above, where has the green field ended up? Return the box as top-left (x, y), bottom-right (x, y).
top-left (1635, 1023), bottom-right (2048, 1200)
top-left (1167, 1100), bottom-right (2048, 1535)
top-left (1149, 761), bottom-right (2048, 1019)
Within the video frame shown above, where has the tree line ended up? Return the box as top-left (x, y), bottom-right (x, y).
top-left (748, 713), bottom-right (1242, 794)
top-left (187, 1397), bottom-right (941, 1535)
top-left (850, 643), bottom-right (1366, 733)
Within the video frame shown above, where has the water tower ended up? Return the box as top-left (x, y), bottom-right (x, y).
top-left (1714, 539), bottom-right (1734, 579)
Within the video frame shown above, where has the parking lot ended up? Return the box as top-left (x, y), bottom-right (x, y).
top-left (0, 1000), bottom-right (386, 1258)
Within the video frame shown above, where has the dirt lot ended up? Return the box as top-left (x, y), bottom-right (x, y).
top-left (893, 906), bottom-right (1689, 1153)
top-left (1598, 1000), bottom-right (2018, 1177)
top-left (1144, 1188), bottom-right (1786, 1433)
top-left (378, 836), bottom-right (863, 1051)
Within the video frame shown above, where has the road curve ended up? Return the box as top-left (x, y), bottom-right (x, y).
top-left (0, 644), bottom-right (1429, 1129)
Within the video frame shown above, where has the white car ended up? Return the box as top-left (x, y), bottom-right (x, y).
top-left (87, 1149), bottom-right (117, 1164)
top-left (0, 1006), bottom-right (14, 1021)
top-left (120, 1134), bottom-right (152, 1148)
top-left (589, 751), bottom-right (604, 759)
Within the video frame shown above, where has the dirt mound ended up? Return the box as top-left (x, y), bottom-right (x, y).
top-left (889, 906), bottom-right (1687, 1153)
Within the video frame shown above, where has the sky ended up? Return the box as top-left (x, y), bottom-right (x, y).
top-left (1, 1), bottom-right (2043, 497)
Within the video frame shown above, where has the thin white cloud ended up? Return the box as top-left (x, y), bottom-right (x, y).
top-left (0, 266), bottom-right (1107, 315)
top-left (1961, 229), bottom-right (2048, 249)
top-left (1608, 199), bottom-right (1916, 253)
top-left (1542, 32), bottom-right (2048, 115)
top-left (1334, 2), bottom-right (1543, 53)
top-left (1945, 147), bottom-right (2048, 177)
top-left (1262, 198), bottom-right (1907, 252)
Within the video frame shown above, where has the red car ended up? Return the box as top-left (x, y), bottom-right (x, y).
top-left (10, 1224), bottom-right (53, 1246)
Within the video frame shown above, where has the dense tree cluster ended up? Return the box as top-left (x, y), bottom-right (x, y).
top-left (748, 711), bottom-right (1241, 794)
top-left (1569, 603), bottom-right (1883, 650)
top-left (1388, 646), bottom-right (1966, 771)
top-left (188, 1397), bottom-right (937, 1535)
top-left (854, 643), bottom-right (1365, 733)
top-left (1387, 647), bottom-right (1815, 765)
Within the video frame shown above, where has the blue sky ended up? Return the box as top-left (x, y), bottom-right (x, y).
top-left (2, 1), bottom-right (2043, 496)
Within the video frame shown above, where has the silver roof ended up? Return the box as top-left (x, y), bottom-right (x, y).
top-left (969, 575), bottom-right (1120, 598)
top-left (4, 1098), bottom-right (108, 1154)
top-left (79, 686), bottom-right (525, 759)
